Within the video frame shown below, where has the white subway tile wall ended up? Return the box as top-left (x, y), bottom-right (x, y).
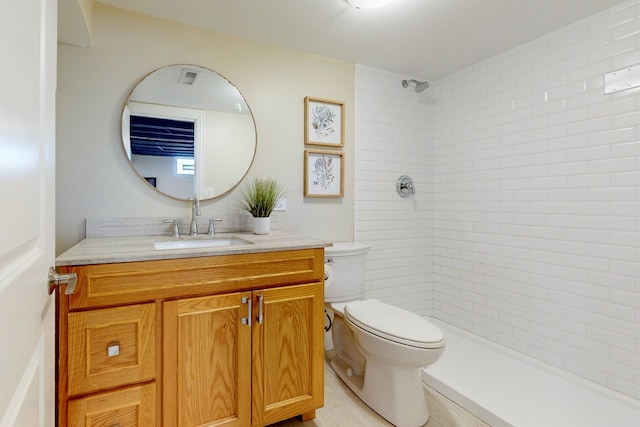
top-left (354, 66), bottom-right (434, 316)
top-left (355, 0), bottom-right (640, 402)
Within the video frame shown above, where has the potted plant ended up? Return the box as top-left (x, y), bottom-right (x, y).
top-left (239, 177), bottom-right (285, 234)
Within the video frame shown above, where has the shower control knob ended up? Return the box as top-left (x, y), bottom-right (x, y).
top-left (396, 175), bottom-right (415, 198)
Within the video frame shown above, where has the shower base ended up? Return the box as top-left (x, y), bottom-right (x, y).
top-left (422, 319), bottom-right (640, 427)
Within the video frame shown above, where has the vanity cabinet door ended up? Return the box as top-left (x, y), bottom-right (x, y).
top-left (251, 282), bottom-right (324, 426)
top-left (163, 291), bottom-right (252, 427)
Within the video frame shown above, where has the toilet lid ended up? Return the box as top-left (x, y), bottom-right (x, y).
top-left (344, 299), bottom-right (445, 349)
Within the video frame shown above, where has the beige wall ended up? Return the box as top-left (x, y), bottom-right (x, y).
top-left (56, 4), bottom-right (355, 254)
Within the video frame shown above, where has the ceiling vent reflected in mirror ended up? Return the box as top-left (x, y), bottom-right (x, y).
top-left (178, 68), bottom-right (201, 86)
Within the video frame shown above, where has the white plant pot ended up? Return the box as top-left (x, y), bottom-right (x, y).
top-left (252, 217), bottom-right (271, 235)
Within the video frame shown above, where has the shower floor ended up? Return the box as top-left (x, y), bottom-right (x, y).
top-left (421, 319), bottom-right (640, 427)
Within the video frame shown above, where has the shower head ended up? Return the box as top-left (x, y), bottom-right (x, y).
top-left (414, 81), bottom-right (429, 92)
top-left (402, 79), bottom-right (429, 93)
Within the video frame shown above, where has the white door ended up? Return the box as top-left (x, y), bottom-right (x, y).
top-left (0, 0), bottom-right (57, 425)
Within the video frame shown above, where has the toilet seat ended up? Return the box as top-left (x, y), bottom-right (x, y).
top-left (344, 299), bottom-right (445, 349)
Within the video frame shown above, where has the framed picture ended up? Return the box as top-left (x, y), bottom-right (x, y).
top-left (304, 149), bottom-right (344, 197)
top-left (304, 97), bottom-right (344, 147)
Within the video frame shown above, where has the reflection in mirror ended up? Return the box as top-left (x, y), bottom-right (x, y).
top-left (121, 64), bottom-right (256, 201)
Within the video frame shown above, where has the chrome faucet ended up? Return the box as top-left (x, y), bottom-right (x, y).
top-left (189, 196), bottom-right (201, 236)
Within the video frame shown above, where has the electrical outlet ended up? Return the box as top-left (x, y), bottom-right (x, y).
top-left (274, 198), bottom-right (287, 211)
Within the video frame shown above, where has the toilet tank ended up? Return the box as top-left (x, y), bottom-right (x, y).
top-left (324, 242), bottom-right (370, 303)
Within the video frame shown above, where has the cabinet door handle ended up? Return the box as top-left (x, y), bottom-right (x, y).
top-left (241, 296), bottom-right (252, 327)
top-left (256, 294), bottom-right (264, 324)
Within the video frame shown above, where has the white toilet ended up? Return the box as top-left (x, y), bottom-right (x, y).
top-left (324, 242), bottom-right (446, 427)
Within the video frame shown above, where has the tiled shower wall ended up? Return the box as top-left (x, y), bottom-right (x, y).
top-left (354, 65), bottom-right (434, 316)
top-left (355, 0), bottom-right (640, 401)
top-left (432, 1), bottom-right (640, 400)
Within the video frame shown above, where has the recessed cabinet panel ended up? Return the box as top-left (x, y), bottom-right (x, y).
top-left (265, 296), bottom-right (312, 402)
top-left (252, 282), bottom-right (324, 426)
top-left (164, 292), bottom-right (252, 427)
top-left (67, 304), bottom-right (156, 395)
top-left (67, 383), bottom-right (155, 427)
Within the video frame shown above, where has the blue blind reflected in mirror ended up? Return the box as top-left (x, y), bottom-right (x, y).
top-left (130, 115), bottom-right (194, 157)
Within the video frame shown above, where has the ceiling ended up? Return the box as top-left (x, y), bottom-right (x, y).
top-left (94, 0), bottom-right (625, 80)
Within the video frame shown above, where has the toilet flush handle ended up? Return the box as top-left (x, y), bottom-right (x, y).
top-left (324, 258), bottom-right (334, 280)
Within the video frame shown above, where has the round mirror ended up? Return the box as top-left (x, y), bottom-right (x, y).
top-left (121, 64), bottom-right (256, 201)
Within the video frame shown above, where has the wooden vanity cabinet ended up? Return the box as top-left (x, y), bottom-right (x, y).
top-left (56, 248), bottom-right (325, 427)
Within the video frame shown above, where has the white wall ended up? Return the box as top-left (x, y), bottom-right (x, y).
top-left (354, 66), bottom-right (434, 316)
top-left (354, 0), bottom-right (640, 403)
top-left (130, 154), bottom-right (194, 198)
top-left (56, 4), bottom-right (355, 253)
top-left (204, 111), bottom-right (255, 197)
top-left (431, 0), bottom-right (640, 400)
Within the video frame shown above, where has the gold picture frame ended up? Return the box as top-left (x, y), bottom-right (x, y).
top-left (304, 97), bottom-right (344, 147)
top-left (304, 149), bottom-right (344, 198)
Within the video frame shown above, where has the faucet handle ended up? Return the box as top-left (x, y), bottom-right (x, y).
top-left (163, 219), bottom-right (180, 237)
top-left (208, 218), bottom-right (222, 236)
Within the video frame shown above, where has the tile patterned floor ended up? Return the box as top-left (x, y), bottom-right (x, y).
top-left (269, 353), bottom-right (489, 427)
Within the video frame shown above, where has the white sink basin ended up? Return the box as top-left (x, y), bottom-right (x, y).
top-left (154, 237), bottom-right (250, 250)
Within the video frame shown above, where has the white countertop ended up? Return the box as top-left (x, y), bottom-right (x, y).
top-left (56, 231), bottom-right (331, 266)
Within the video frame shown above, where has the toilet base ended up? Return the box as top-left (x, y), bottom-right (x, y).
top-left (330, 355), bottom-right (429, 427)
